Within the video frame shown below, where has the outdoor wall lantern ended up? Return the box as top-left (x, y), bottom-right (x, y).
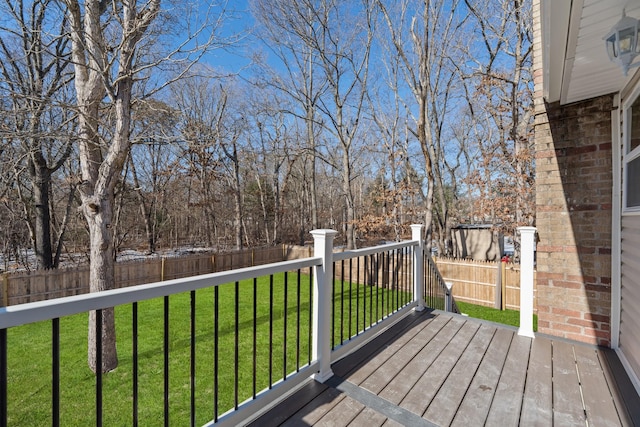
top-left (605, 10), bottom-right (640, 76)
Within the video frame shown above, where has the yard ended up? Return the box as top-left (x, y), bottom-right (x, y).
top-left (5, 272), bottom-right (409, 426)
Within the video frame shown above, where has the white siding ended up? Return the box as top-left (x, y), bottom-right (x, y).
top-left (621, 215), bottom-right (640, 379)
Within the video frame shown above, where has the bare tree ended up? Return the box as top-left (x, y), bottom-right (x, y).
top-left (175, 85), bottom-right (221, 247)
top-left (63, 0), bottom-right (235, 373)
top-left (377, 0), bottom-right (466, 252)
top-left (319, 0), bottom-right (375, 249)
top-left (368, 39), bottom-right (413, 242)
top-left (125, 100), bottom-right (180, 253)
top-left (251, 0), bottom-right (328, 231)
top-left (172, 76), bottom-right (246, 249)
top-left (0, 0), bottom-right (75, 269)
top-left (63, 0), bottom-right (160, 373)
top-left (246, 89), bottom-right (296, 245)
top-left (461, 0), bottom-right (534, 235)
top-left (216, 87), bottom-right (245, 250)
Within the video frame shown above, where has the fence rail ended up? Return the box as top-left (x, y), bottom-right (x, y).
top-left (435, 257), bottom-right (537, 312)
top-left (1, 246), bottom-right (309, 307)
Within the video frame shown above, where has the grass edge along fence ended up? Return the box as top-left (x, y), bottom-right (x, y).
top-left (435, 256), bottom-right (537, 313)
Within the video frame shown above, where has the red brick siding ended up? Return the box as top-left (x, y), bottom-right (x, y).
top-left (533, 96), bottom-right (613, 347)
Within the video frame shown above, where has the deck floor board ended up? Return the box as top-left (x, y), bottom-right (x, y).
top-left (399, 320), bottom-right (480, 416)
top-left (359, 314), bottom-right (453, 394)
top-left (449, 326), bottom-right (512, 427)
top-left (551, 340), bottom-right (587, 426)
top-left (520, 335), bottom-right (553, 426)
top-left (252, 310), bottom-right (639, 427)
top-left (423, 324), bottom-right (496, 425)
top-left (483, 332), bottom-right (531, 427)
top-left (348, 406), bottom-right (388, 426)
top-left (377, 315), bottom-right (461, 405)
top-left (575, 345), bottom-right (623, 427)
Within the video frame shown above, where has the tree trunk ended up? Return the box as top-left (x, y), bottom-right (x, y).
top-left (307, 108), bottom-right (319, 230)
top-left (32, 164), bottom-right (54, 269)
top-left (129, 156), bottom-right (156, 253)
top-left (234, 185), bottom-right (243, 251)
top-left (341, 144), bottom-right (357, 249)
top-left (66, 0), bottom-right (153, 374)
top-left (84, 196), bottom-right (118, 372)
top-left (232, 145), bottom-right (243, 251)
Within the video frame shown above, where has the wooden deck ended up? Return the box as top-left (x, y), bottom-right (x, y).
top-left (251, 310), bottom-right (640, 427)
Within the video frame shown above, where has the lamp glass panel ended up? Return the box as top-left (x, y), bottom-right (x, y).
top-left (607, 36), bottom-right (618, 58)
top-left (619, 27), bottom-right (636, 53)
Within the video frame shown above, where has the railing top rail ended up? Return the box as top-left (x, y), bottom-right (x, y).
top-left (0, 257), bottom-right (321, 330)
top-left (333, 239), bottom-right (417, 262)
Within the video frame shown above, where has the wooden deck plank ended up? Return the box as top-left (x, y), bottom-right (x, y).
top-left (325, 376), bottom-right (438, 427)
top-left (280, 387), bottom-right (346, 427)
top-left (339, 312), bottom-right (436, 384)
top-left (378, 316), bottom-right (464, 405)
top-left (423, 323), bottom-right (497, 425)
top-left (348, 406), bottom-right (388, 427)
top-left (313, 395), bottom-right (365, 426)
top-left (551, 340), bottom-right (587, 426)
top-left (483, 333), bottom-right (531, 427)
top-left (380, 419), bottom-right (405, 427)
top-left (399, 319), bottom-right (481, 417)
top-left (247, 380), bottom-right (330, 427)
top-left (519, 336), bottom-right (553, 426)
top-left (450, 327), bottom-right (514, 427)
top-left (358, 314), bottom-right (454, 394)
top-left (574, 345), bottom-right (623, 427)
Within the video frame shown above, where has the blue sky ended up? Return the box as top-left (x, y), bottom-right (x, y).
top-left (197, 0), bottom-right (256, 74)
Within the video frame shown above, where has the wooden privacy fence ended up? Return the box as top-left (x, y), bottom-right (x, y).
top-left (435, 257), bottom-right (537, 312)
top-left (1, 245), bottom-right (301, 307)
top-left (332, 249), bottom-right (414, 293)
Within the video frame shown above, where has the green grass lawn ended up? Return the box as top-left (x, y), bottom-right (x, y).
top-left (455, 301), bottom-right (538, 331)
top-left (5, 272), bottom-right (410, 426)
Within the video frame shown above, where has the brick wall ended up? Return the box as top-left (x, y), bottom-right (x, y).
top-left (533, 0), bottom-right (613, 346)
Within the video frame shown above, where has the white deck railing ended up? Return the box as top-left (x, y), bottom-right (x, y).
top-left (0, 225), bottom-right (533, 427)
top-left (2, 225), bottom-right (446, 427)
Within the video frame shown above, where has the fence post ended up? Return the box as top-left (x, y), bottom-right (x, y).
top-left (310, 229), bottom-right (337, 383)
top-left (517, 226), bottom-right (536, 338)
top-left (1, 274), bottom-right (7, 307)
top-left (445, 281), bottom-right (454, 312)
top-left (495, 260), bottom-right (502, 310)
top-left (501, 260), bottom-right (507, 310)
top-left (411, 225), bottom-right (425, 311)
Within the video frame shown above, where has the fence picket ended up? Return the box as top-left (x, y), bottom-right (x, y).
top-left (2, 246), bottom-right (294, 306)
top-left (435, 257), bottom-right (536, 312)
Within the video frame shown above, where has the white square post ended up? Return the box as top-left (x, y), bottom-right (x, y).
top-left (445, 282), bottom-right (454, 313)
top-left (517, 226), bottom-right (537, 338)
top-left (411, 225), bottom-right (425, 311)
top-left (310, 229), bottom-right (337, 382)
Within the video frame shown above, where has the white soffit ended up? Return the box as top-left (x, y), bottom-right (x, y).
top-left (543, 0), bottom-right (640, 105)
